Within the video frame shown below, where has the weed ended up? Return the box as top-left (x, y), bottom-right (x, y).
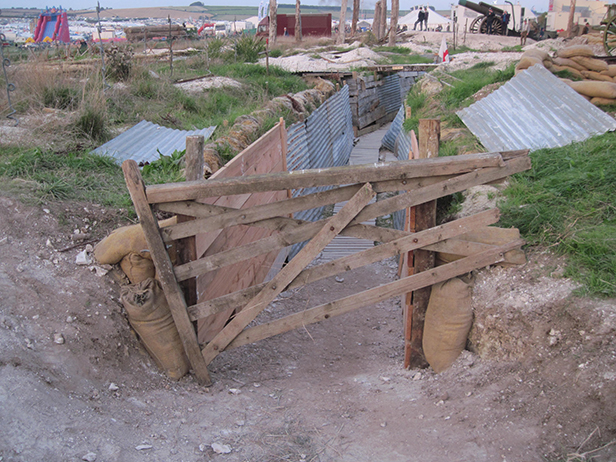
top-left (269, 48), bottom-right (283, 58)
top-left (375, 46), bottom-right (411, 54)
top-left (142, 150), bottom-right (186, 184)
top-left (552, 69), bottom-right (583, 81)
top-left (502, 45), bottom-right (523, 52)
top-left (105, 44), bottom-right (134, 81)
top-left (234, 35), bottom-right (266, 63)
top-left (42, 86), bottom-right (79, 110)
top-left (499, 132), bottom-right (616, 296)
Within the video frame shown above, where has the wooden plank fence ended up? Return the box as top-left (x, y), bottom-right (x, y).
top-left (122, 121), bottom-right (531, 385)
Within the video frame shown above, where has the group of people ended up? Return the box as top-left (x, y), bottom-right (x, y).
top-left (485, 7), bottom-right (510, 35)
top-left (413, 7), bottom-right (430, 31)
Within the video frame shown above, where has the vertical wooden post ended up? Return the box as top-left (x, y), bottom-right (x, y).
top-left (177, 135), bottom-right (204, 308)
top-left (122, 160), bottom-right (211, 385)
top-left (404, 119), bottom-right (440, 369)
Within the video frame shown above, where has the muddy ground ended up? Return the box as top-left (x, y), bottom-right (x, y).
top-left (1, 32), bottom-right (616, 462)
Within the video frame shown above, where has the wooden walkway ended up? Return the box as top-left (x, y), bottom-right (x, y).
top-left (320, 125), bottom-right (393, 261)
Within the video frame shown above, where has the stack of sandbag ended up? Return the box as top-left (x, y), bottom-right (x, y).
top-left (95, 217), bottom-right (191, 380)
top-left (515, 48), bottom-right (553, 74)
top-left (549, 45), bottom-right (616, 105)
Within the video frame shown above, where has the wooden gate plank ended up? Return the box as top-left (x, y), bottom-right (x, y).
top-left (122, 160), bottom-right (212, 386)
top-left (226, 239), bottom-right (525, 350)
top-left (201, 183), bottom-right (376, 364)
top-left (145, 152), bottom-right (509, 203)
top-left (173, 157), bottom-right (530, 282)
top-left (186, 209), bottom-right (501, 321)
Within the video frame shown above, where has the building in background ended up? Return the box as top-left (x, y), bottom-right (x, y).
top-left (546, 0), bottom-right (608, 31)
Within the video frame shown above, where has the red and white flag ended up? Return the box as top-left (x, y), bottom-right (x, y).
top-left (438, 36), bottom-right (450, 63)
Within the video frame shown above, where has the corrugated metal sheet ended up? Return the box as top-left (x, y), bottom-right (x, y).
top-left (286, 86), bottom-right (354, 258)
top-left (381, 105), bottom-right (405, 152)
top-left (93, 120), bottom-right (216, 164)
top-left (378, 74), bottom-right (402, 115)
top-left (457, 65), bottom-right (616, 152)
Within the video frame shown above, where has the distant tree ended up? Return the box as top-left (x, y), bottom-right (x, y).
top-left (190, 1), bottom-right (205, 7)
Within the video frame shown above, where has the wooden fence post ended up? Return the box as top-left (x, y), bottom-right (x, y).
top-left (404, 118), bottom-right (440, 369)
top-left (177, 135), bottom-right (204, 308)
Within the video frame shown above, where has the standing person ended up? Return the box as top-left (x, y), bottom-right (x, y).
top-left (582, 20), bottom-right (590, 35)
top-left (520, 19), bottom-right (530, 45)
top-left (486, 7), bottom-right (495, 34)
top-left (501, 11), bottom-right (510, 35)
top-left (423, 6), bottom-right (429, 31)
top-left (414, 8), bottom-right (424, 31)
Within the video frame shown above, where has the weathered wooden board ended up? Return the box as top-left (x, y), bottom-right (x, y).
top-left (186, 209), bottom-right (501, 321)
top-left (144, 152), bottom-right (513, 203)
top-left (201, 183), bottom-right (376, 365)
top-left (226, 239), bottom-right (526, 350)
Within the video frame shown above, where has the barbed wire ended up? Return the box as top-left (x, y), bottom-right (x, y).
top-left (0, 33), bottom-right (18, 126)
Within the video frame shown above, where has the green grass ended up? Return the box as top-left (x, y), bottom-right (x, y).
top-left (0, 148), bottom-right (131, 207)
top-left (499, 133), bottom-right (616, 296)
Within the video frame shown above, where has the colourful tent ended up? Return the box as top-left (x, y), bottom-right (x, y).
top-left (33, 7), bottom-right (70, 43)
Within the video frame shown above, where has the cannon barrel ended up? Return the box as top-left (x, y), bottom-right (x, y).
top-left (458, 0), bottom-right (505, 17)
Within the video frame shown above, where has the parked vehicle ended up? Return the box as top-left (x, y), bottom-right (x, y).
top-left (257, 14), bottom-right (332, 37)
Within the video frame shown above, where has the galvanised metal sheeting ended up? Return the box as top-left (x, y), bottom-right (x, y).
top-left (378, 74), bottom-right (403, 115)
top-left (93, 120), bottom-right (216, 164)
top-left (286, 86), bottom-right (354, 258)
top-left (381, 106), bottom-right (405, 152)
top-left (457, 65), bottom-right (616, 152)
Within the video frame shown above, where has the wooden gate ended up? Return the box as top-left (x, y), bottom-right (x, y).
top-left (122, 127), bottom-right (530, 385)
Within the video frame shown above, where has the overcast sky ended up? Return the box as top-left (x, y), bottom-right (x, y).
top-left (6, 0), bottom-right (549, 14)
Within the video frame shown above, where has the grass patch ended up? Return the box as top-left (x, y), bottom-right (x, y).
top-left (0, 148), bottom-right (131, 207)
top-left (449, 45), bottom-right (480, 55)
top-left (501, 45), bottom-right (523, 52)
top-left (499, 133), bottom-right (616, 296)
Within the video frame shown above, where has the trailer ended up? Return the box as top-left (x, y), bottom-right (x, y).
top-left (256, 14), bottom-right (332, 37)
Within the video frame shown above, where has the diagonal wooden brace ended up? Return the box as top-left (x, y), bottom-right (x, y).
top-left (201, 182), bottom-right (376, 365)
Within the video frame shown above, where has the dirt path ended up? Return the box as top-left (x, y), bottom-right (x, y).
top-left (1, 191), bottom-right (616, 462)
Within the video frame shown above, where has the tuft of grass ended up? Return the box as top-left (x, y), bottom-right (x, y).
top-left (234, 35), bottom-right (266, 63)
top-left (0, 148), bottom-right (131, 207)
top-left (502, 45), bottom-right (523, 52)
top-left (499, 133), bottom-right (616, 296)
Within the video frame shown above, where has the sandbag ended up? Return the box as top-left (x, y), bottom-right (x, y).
top-left (120, 251), bottom-right (155, 284)
top-left (553, 57), bottom-right (587, 72)
top-left (436, 226), bottom-right (526, 267)
top-left (566, 80), bottom-right (616, 98)
top-left (570, 56), bottom-right (609, 72)
top-left (121, 278), bottom-right (190, 380)
top-left (581, 70), bottom-right (614, 82)
top-left (516, 56), bottom-right (543, 71)
top-left (523, 48), bottom-right (550, 62)
top-left (556, 45), bottom-right (595, 58)
top-left (600, 64), bottom-right (616, 77)
top-left (551, 65), bottom-right (584, 80)
top-left (423, 278), bottom-right (473, 373)
top-left (591, 96), bottom-right (616, 106)
top-left (94, 216), bottom-right (177, 265)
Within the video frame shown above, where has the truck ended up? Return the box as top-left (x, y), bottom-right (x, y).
top-left (256, 14), bottom-right (332, 37)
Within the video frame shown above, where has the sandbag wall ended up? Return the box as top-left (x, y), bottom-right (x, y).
top-left (343, 71), bottom-right (422, 134)
top-left (516, 44), bottom-right (616, 106)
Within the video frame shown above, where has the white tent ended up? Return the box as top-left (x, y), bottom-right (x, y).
top-left (399, 8), bottom-right (451, 29)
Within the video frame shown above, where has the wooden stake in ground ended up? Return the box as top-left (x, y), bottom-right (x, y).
top-left (295, 0), bottom-right (302, 42)
top-left (176, 135), bottom-right (204, 307)
top-left (405, 119), bottom-right (440, 369)
top-left (337, 0), bottom-right (348, 44)
top-left (389, 0), bottom-right (399, 46)
top-left (567, 0), bottom-right (577, 38)
top-left (351, 0), bottom-right (360, 36)
top-left (269, 0), bottom-right (277, 45)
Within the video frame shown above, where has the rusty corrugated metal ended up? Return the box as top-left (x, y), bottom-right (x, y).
top-left (457, 65), bottom-right (616, 152)
top-left (93, 120), bottom-right (216, 164)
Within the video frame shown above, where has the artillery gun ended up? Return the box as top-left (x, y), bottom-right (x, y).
top-left (459, 0), bottom-right (509, 35)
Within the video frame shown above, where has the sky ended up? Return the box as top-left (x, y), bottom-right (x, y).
top-left (3, 0), bottom-right (550, 14)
